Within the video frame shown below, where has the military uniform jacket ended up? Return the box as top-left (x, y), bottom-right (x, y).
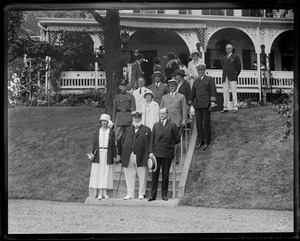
top-left (149, 120), bottom-right (180, 160)
top-left (221, 54), bottom-right (241, 82)
top-left (91, 129), bottom-right (116, 165)
top-left (191, 75), bottom-right (217, 109)
top-left (112, 92), bottom-right (136, 126)
top-left (121, 125), bottom-right (151, 168)
top-left (147, 82), bottom-right (169, 106)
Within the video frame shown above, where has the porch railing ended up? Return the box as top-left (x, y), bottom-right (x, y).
top-left (59, 69), bottom-right (293, 93)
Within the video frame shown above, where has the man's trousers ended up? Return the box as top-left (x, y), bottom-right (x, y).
top-left (123, 152), bottom-right (149, 197)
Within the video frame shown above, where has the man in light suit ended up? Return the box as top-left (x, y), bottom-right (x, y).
top-left (131, 77), bottom-right (148, 112)
top-left (129, 53), bottom-right (144, 90)
top-left (121, 111), bottom-right (151, 200)
top-left (221, 44), bottom-right (241, 113)
top-left (147, 71), bottom-right (169, 105)
top-left (191, 63), bottom-right (217, 151)
top-left (148, 107), bottom-right (180, 201)
top-left (160, 78), bottom-right (187, 128)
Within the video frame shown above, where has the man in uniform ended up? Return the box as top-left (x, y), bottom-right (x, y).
top-left (190, 63), bottom-right (217, 150)
top-left (113, 79), bottom-right (136, 161)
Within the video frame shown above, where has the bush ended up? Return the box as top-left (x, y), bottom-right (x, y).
top-left (271, 89), bottom-right (294, 141)
top-left (52, 89), bottom-right (105, 107)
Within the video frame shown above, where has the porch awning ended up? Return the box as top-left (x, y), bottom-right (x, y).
top-left (41, 18), bottom-right (206, 32)
top-left (120, 19), bottom-right (205, 30)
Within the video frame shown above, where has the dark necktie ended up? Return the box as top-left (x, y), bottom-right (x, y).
top-left (139, 88), bottom-right (142, 94)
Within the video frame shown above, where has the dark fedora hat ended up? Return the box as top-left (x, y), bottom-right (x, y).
top-left (148, 155), bottom-right (157, 172)
top-left (174, 69), bottom-right (187, 77)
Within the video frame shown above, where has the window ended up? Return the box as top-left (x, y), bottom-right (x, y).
top-left (226, 9), bottom-right (234, 16)
top-left (179, 9), bottom-right (192, 14)
top-left (133, 10), bottom-right (165, 14)
top-left (202, 9), bottom-right (225, 15)
top-left (242, 9), bottom-right (263, 17)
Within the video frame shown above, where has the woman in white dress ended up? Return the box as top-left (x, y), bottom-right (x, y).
top-left (187, 49), bottom-right (204, 88)
top-left (140, 89), bottom-right (159, 130)
top-left (88, 114), bottom-right (116, 199)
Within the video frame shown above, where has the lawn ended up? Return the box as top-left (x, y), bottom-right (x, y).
top-left (179, 106), bottom-right (294, 210)
top-left (7, 105), bottom-right (294, 210)
top-left (7, 106), bottom-right (104, 202)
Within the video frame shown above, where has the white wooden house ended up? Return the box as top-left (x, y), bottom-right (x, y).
top-left (37, 9), bottom-right (294, 102)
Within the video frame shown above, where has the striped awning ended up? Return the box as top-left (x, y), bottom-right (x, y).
top-left (43, 18), bottom-right (206, 32)
top-left (120, 19), bottom-right (205, 30)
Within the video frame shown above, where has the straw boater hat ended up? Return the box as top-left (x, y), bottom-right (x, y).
top-left (143, 89), bottom-right (154, 98)
top-left (148, 155), bottom-right (157, 172)
top-left (196, 63), bottom-right (206, 70)
top-left (190, 49), bottom-right (200, 57)
top-left (174, 69), bottom-right (187, 77)
top-left (167, 78), bottom-right (178, 85)
top-left (152, 70), bottom-right (163, 76)
top-left (100, 114), bottom-right (111, 122)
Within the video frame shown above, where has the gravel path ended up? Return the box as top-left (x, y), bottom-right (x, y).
top-left (8, 199), bottom-right (293, 234)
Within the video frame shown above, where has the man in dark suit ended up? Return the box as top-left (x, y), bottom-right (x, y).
top-left (191, 63), bottom-right (217, 151)
top-left (148, 107), bottom-right (180, 201)
top-left (121, 111), bottom-right (151, 200)
top-left (221, 44), bottom-right (241, 113)
top-left (129, 53), bottom-right (144, 90)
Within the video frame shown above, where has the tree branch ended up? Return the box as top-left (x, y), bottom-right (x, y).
top-left (89, 10), bottom-right (106, 28)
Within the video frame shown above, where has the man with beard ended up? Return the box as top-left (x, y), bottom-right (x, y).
top-left (121, 111), bottom-right (151, 200)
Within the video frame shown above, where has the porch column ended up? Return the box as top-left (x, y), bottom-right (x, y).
top-left (95, 62), bottom-right (98, 89)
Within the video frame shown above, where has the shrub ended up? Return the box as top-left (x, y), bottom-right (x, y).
top-left (52, 89), bottom-right (105, 107)
top-left (271, 89), bottom-right (294, 141)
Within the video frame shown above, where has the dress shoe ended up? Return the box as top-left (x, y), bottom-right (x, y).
top-left (97, 196), bottom-right (103, 200)
top-left (162, 196), bottom-right (168, 201)
top-left (233, 109), bottom-right (238, 113)
top-left (138, 195), bottom-right (144, 199)
top-left (148, 197), bottom-right (156, 201)
top-left (195, 142), bottom-right (204, 150)
top-left (104, 194), bottom-right (109, 199)
top-left (221, 109), bottom-right (228, 113)
top-left (123, 195), bottom-right (133, 200)
top-left (203, 143), bottom-right (209, 150)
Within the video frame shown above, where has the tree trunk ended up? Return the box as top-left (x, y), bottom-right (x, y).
top-left (90, 10), bottom-right (123, 117)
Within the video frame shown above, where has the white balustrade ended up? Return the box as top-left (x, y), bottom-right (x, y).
top-left (59, 69), bottom-right (293, 93)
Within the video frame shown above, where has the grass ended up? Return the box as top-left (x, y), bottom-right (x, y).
top-left (8, 106), bottom-right (104, 203)
top-left (7, 105), bottom-right (294, 210)
top-left (179, 106), bottom-right (294, 210)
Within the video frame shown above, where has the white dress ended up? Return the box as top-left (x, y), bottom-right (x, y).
top-left (141, 100), bottom-right (159, 130)
top-left (89, 128), bottom-right (113, 189)
top-left (187, 58), bottom-right (204, 88)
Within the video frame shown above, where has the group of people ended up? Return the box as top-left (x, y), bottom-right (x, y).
top-left (88, 44), bottom-right (242, 201)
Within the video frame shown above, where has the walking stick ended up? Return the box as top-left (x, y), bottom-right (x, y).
top-left (115, 164), bottom-right (123, 199)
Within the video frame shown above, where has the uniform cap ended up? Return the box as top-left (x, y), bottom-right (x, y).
top-left (118, 79), bottom-right (129, 86)
top-left (131, 111), bottom-right (142, 118)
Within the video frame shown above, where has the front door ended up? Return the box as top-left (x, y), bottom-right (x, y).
top-left (140, 50), bottom-right (158, 86)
